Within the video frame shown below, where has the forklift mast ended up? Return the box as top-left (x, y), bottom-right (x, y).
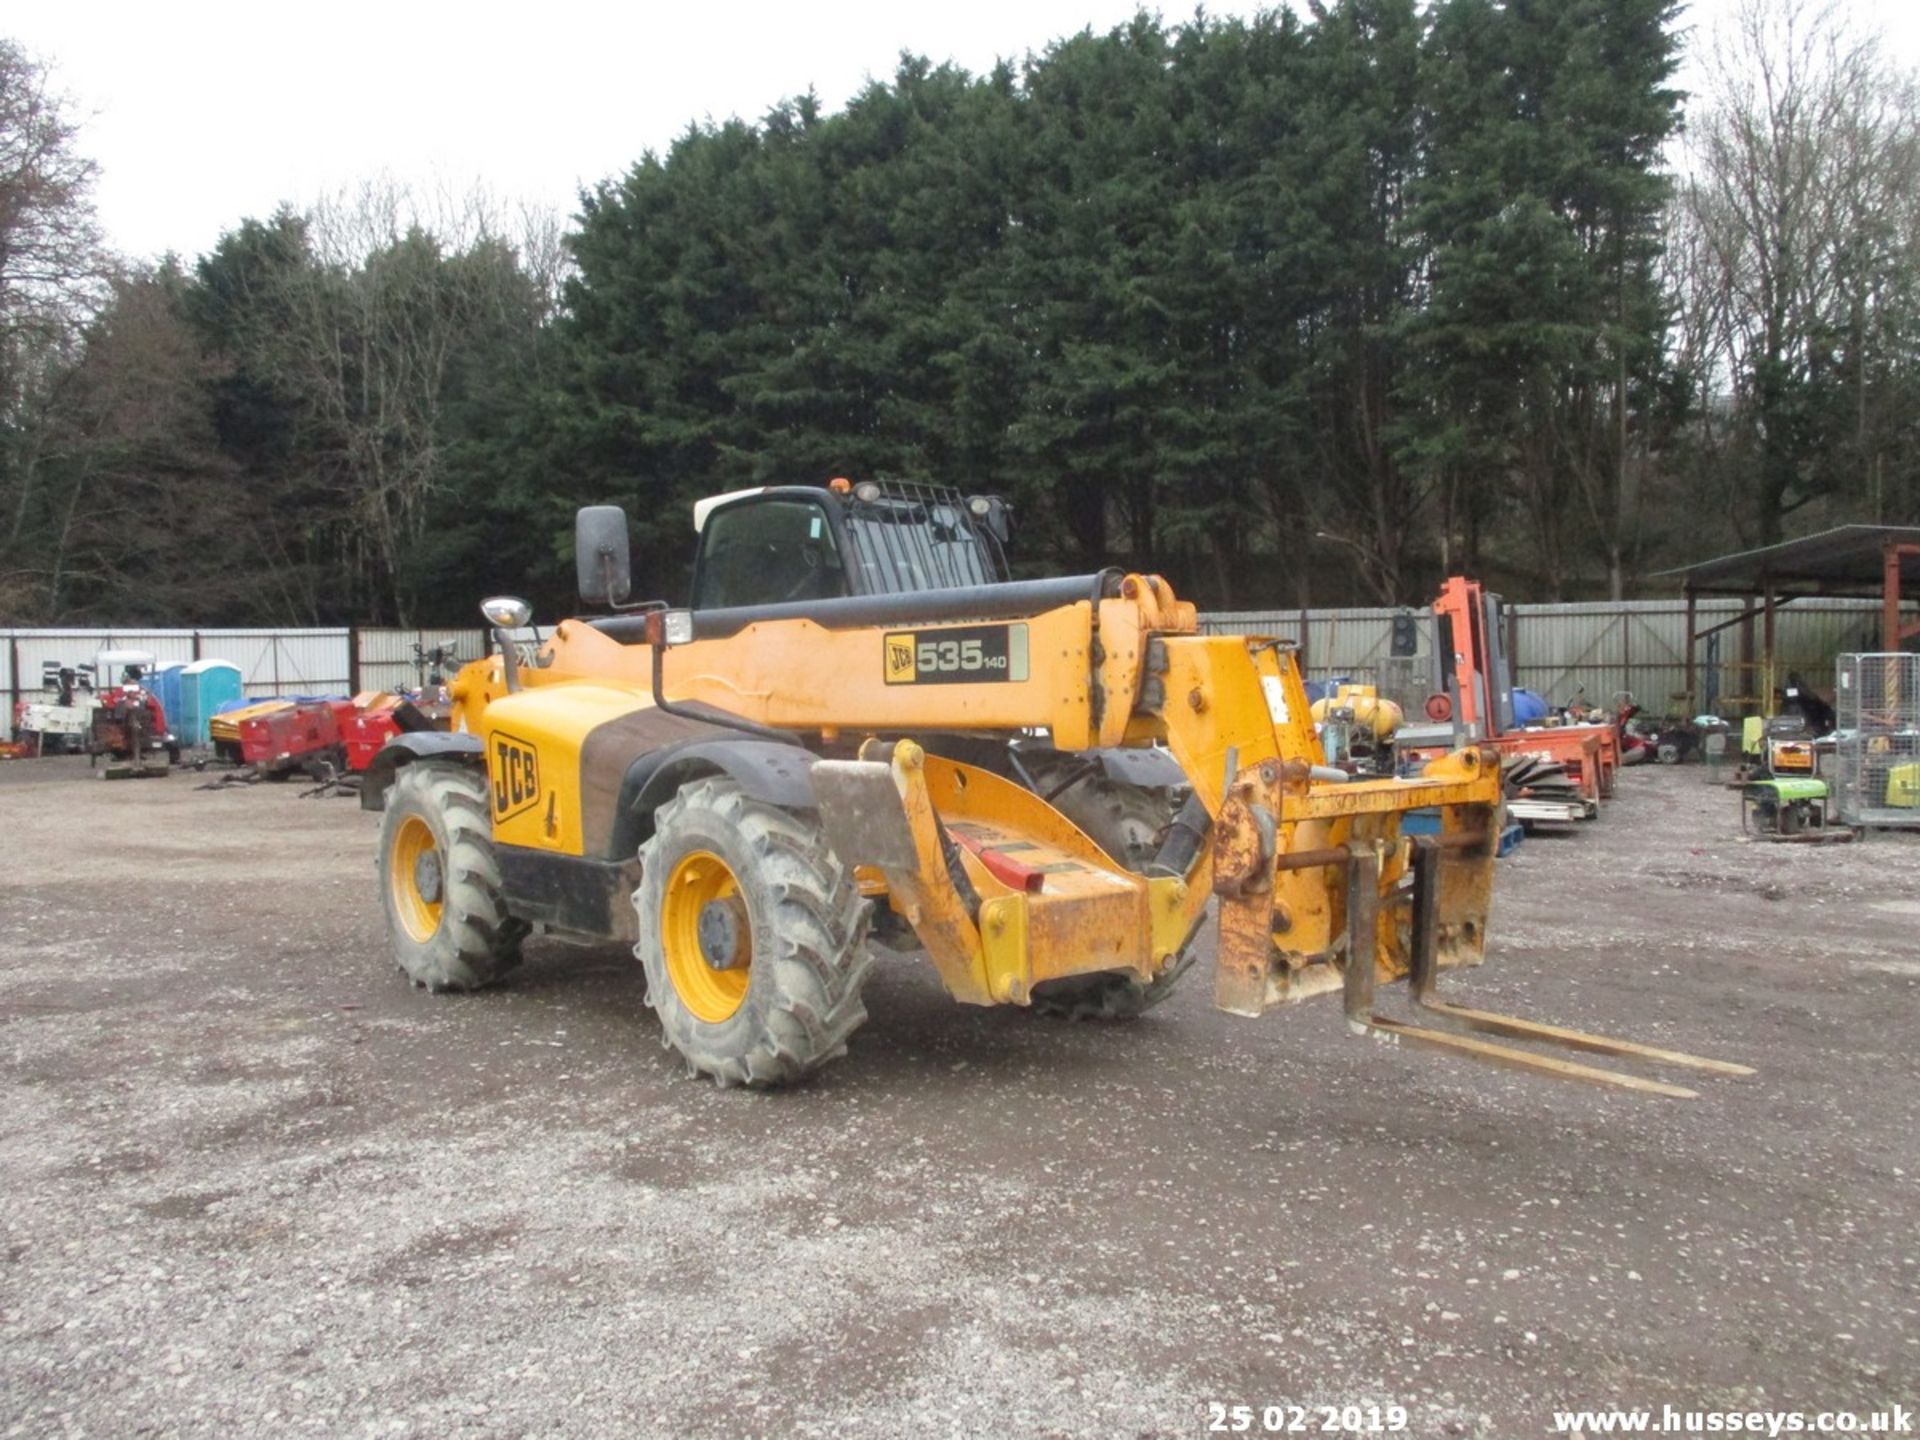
top-left (1434, 577), bottom-right (1518, 741)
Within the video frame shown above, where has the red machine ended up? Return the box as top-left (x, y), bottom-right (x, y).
top-left (1397, 577), bottom-right (1618, 821)
top-left (342, 703), bottom-right (404, 772)
top-left (88, 652), bottom-right (179, 779)
top-left (237, 699), bottom-right (359, 776)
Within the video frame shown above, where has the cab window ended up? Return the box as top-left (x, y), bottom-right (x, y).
top-left (693, 498), bottom-right (849, 610)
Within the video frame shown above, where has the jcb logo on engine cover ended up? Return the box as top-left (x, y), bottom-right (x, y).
top-left (883, 624), bottom-right (1029, 685)
top-left (489, 732), bottom-right (541, 820)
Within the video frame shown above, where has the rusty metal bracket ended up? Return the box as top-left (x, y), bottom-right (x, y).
top-left (1211, 760), bottom-right (1284, 1015)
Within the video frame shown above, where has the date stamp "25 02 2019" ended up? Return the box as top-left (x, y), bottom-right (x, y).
top-left (1207, 1403), bottom-right (1410, 1433)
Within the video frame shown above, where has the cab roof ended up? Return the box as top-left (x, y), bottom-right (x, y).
top-left (692, 488), bottom-right (768, 534)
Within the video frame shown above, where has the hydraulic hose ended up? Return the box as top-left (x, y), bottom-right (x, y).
top-left (1148, 791), bottom-right (1211, 879)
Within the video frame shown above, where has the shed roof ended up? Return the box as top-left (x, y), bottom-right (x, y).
top-left (1656, 524), bottom-right (1920, 591)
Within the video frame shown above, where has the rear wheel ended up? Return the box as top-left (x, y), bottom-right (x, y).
top-left (635, 776), bottom-right (871, 1087)
top-left (1025, 761), bottom-right (1195, 1020)
top-left (377, 764), bottom-right (527, 990)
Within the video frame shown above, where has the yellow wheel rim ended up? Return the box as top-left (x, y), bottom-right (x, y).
top-left (389, 814), bottom-right (445, 943)
top-left (661, 849), bottom-right (752, 1023)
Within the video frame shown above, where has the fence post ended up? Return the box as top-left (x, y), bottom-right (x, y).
top-left (1886, 542), bottom-right (1902, 652)
top-left (1739, 597), bottom-right (1756, 713)
top-left (348, 627), bottom-right (361, 697)
top-left (1622, 605), bottom-right (1631, 704)
top-left (1684, 587), bottom-right (1697, 712)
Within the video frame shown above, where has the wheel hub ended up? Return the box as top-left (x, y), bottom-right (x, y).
top-left (660, 849), bottom-right (753, 1023)
top-left (413, 849), bottom-right (444, 905)
top-left (389, 813), bottom-right (446, 944)
top-left (697, 896), bottom-right (749, 970)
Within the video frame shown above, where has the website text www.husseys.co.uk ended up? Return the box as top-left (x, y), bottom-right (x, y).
top-left (1550, 1405), bottom-right (1911, 1435)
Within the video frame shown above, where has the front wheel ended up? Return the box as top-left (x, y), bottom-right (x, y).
top-left (1024, 761), bottom-right (1195, 1020)
top-left (377, 763), bottom-right (527, 991)
top-left (635, 777), bottom-right (871, 1088)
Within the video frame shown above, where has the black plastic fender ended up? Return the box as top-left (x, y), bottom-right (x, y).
top-left (607, 739), bottom-right (819, 858)
top-left (359, 732), bottom-right (485, 811)
top-left (1090, 746), bottom-right (1188, 790)
top-left (1017, 743), bottom-right (1189, 792)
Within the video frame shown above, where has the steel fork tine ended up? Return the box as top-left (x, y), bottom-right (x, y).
top-left (1343, 837), bottom-right (1750, 1097)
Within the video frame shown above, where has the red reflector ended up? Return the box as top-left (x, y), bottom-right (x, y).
top-left (947, 828), bottom-right (1045, 892)
top-left (977, 848), bottom-right (1045, 893)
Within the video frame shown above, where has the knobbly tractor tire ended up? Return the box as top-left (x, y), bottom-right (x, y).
top-left (635, 776), bottom-right (871, 1088)
top-left (1026, 763), bottom-right (1195, 1021)
top-left (378, 763), bottom-right (527, 991)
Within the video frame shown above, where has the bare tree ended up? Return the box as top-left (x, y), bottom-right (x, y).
top-left (0, 38), bottom-right (116, 620)
top-left (260, 179), bottom-right (561, 623)
top-left (0, 39), bottom-right (107, 374)
top-left (1673, 0), bottom-right (1920, 542)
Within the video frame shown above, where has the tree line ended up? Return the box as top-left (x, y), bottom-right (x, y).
top-left (1, 0), bottom-right (1916, 626)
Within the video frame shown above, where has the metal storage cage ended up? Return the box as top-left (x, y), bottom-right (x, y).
top-left (1833, 653), bottom-right (1920, 828)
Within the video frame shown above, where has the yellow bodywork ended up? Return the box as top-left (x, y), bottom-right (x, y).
top-left (208, 698), bottom-right (293, 747)
top-left (444, 572), bottom-right (1503, 1017)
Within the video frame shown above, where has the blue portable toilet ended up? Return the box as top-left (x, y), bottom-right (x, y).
top-left (178, 660), bottom-right (243, 745)
top-left (146, 661), bottom-right (186, 736)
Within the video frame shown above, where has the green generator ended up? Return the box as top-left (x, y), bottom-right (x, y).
top-left (1740, 776), bottom-right (1852, 841)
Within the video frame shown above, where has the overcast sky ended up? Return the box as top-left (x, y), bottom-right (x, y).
top-left (10, 0), bottom-right (1919, 267)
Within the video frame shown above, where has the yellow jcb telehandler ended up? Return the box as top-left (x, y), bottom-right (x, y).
top-left (365, 479), bottom-right (1749, 1097)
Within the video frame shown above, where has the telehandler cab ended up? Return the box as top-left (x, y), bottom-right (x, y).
top-left (366, 479), bottom-right (1749, 1097)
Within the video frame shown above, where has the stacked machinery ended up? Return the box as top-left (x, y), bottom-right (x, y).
top-left (1396, 578), bottom-right (1618, 825)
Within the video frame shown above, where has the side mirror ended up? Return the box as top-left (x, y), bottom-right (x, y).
top-left (576, 505), bottom-right (633, 607)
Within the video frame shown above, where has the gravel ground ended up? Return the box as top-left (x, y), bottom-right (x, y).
top-left (1, 757), bottom-right (1917, 1439)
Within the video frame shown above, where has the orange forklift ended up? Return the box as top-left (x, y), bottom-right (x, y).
top-left (1395, 578), bottom-right (1618, 823)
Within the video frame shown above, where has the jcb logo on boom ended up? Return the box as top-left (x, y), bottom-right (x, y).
top-left (490, 733), bottom-right (541, 821)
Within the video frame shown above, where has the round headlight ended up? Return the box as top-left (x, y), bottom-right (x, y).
top-left (480, 595), bottom-right (533, 630)
top-left (967, 495), bottom-right (992, 517)
top-left (853, 481), bottom-right (882, 504)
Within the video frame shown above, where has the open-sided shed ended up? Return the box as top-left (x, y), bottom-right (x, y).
top-left (1656, 524), bottom-right (1920, 712)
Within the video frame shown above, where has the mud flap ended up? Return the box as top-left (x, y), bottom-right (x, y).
top-left (811, 759), bottom-right (920, 872)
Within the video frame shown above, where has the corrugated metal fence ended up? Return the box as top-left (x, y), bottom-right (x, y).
top-left (1204, 598), bottom-right (1888, 711)
top-left (352, 629), bottom-right (488, 697)
top-left (1, 627), bottom-right (486, 739)
top-left (4, 601), bottom-right (1895, 738)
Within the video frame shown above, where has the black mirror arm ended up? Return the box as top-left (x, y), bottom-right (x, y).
top-left (599, 548), bottom-right (650, 612)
